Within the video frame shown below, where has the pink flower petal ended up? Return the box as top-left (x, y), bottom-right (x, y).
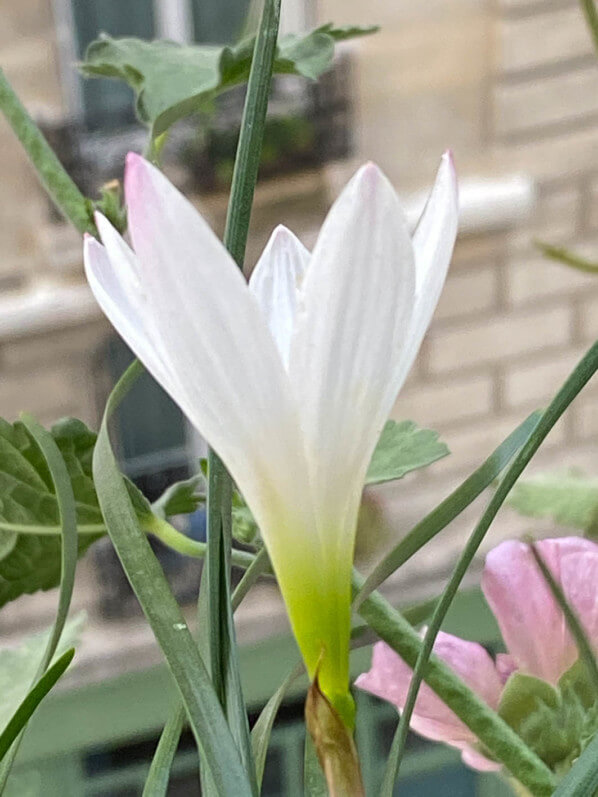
top-left (559, 549), bottom-right (598, 651)
top-left (461, 745), bottom-right (501, 772)
top-left (496, 653), bottom-right (518, 684)
top-left (355, 632), bottom-right (502, 761)
top-left (482, 537), bottom-right (598, 684)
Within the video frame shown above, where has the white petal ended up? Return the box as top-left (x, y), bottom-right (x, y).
top-left (122, 154), bottom-right (319, 587)
top-left (83, 232), bottom-right (173, 390)
top-left (289, 162), bottom-right (416, 551)
top-left (402, 152), bottom-right (459, 377)
top-left (249, 225), bottom-right (310, 366)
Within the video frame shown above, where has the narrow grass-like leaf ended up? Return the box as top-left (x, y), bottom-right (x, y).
top-left (304, 733), bottom-right (328, 797)
top-left (536, 240), bottom-right (598, 275)
top-left (552, 731), bottom-right (598, 796)
top-left (353, 570), bottom-right (556, 796)
top-left (355, 411), bottom-right (541, 608)
top-left (383, 341), bottom-right (598, 794)
top-left (0, 413), bottom-right (80, 788)
top-left (202, 1), bottom-right (283, 789)
top-left (231, 546), bottom-right (271, 612)
top-left (530, 543), bottom-right (598, 693)
top-left (252, 663), bottom-right (303, 789)
top-left (18, 414), bottom-right (79, 673)
top-left (580, 0), bottom-right (598, 56)
top-left (0, 648), bottom-right (74, 763)
top-left (93, 361), bottom-right (252, 797)
top-left (0, 70), bottom-right (94, 234)
top-left (142, 704), bottom-right (186, 797)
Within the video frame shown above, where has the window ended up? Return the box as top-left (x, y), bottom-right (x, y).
top-left (60, 0), bottom-right (308, 131)
top-left (92, 335), bottom-right (205, 619)
top-left (71, 1), bottom-right (156, 130)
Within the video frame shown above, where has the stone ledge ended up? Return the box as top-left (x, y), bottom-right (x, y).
top-left (1, 171), bottom-right (534, 342)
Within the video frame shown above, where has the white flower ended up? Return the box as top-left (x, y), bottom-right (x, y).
top-left (84, 152), bottom-right (458, 725)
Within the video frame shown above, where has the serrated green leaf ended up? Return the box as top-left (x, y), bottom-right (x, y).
top-left (355, 411), bottom-right (542, 608)
top-left (80, 24), bottom-right (377, 137)
top-left (507, 470), bottom-right (598, 532)
top-left (224, 420), bottom-right (448, 546)
top-left (0, 614), bottom-right (84, 732)
top-left (0, 416), bottom-right (153, 608)
top-left (0, 418), bottom-right (103, 608)
top-left (365, 420), bottom-right (449, 485)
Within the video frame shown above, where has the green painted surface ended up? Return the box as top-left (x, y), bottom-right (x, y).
top-left (10, 587), bottom-right (511, 795)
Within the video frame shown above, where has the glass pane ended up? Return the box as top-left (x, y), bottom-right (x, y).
top-left (106, 336), bottom-right (187, 468)
top-left (71, 0), bottom-right (155, 129)
top-left (190, 0), bottom-right (250, 44)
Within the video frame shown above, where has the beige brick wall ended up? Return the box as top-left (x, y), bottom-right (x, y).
top-left (1, 0), bottom-right (598, 652)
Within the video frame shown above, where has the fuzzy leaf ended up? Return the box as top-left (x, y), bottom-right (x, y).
top-left (507, 470), bottom-right (598, 532)
top-left (80, 25), bottom-right (378, 136)
top-left (365, 420), bottom-right (449, 485)
top-left (0, 417), bottom-right (150, 608)
top-left (498, 672), bottom-right (585, 768)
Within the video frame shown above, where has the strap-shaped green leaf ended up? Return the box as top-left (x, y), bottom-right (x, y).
top-left (353, 570), bottom-right (556, 796)
top-left (0, 648), bottom-right (74, 763)
top-left (530, 543), bottom-right (598, 693)
top-left (93, 361), bottom-right (253, 796)
top-left (0, 414), bottom-right (81, 788)
top-left (142, 704), bottom-right (185, 797)
top-left (355, 410), bottom-right (541, 608)
top-left (382, 341), bottom-right (598, 795)
top-left (252, 663), bottom-right (303, 789)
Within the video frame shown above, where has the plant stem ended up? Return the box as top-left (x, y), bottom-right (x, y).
top-left (203, 0), bottom-right (281, 746)
top-left (0, 69), bottom-right (95, 235)
top-left (383, 340), bottom-right (598, 795)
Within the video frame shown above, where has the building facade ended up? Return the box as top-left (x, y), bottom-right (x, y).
top-left (1, 0), bottom-right (598, 793)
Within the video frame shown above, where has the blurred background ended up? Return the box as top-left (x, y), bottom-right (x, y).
top-left (2, 0), bottom-right (598, 794)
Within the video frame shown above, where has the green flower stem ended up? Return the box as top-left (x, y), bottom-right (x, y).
top-left (144, 514), bottom-right (259, 571)
top-left (0, 69), bottom-right (95, 235)
top-left (352, 571), bottom-right (556, 797)
top-left (382, 340), bottom-right (598, 796)
top-left (203, 0), bottom-right (282, 770)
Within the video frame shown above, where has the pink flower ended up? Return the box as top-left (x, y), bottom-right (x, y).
top-left (355, 536), bottom-right (598, 771)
